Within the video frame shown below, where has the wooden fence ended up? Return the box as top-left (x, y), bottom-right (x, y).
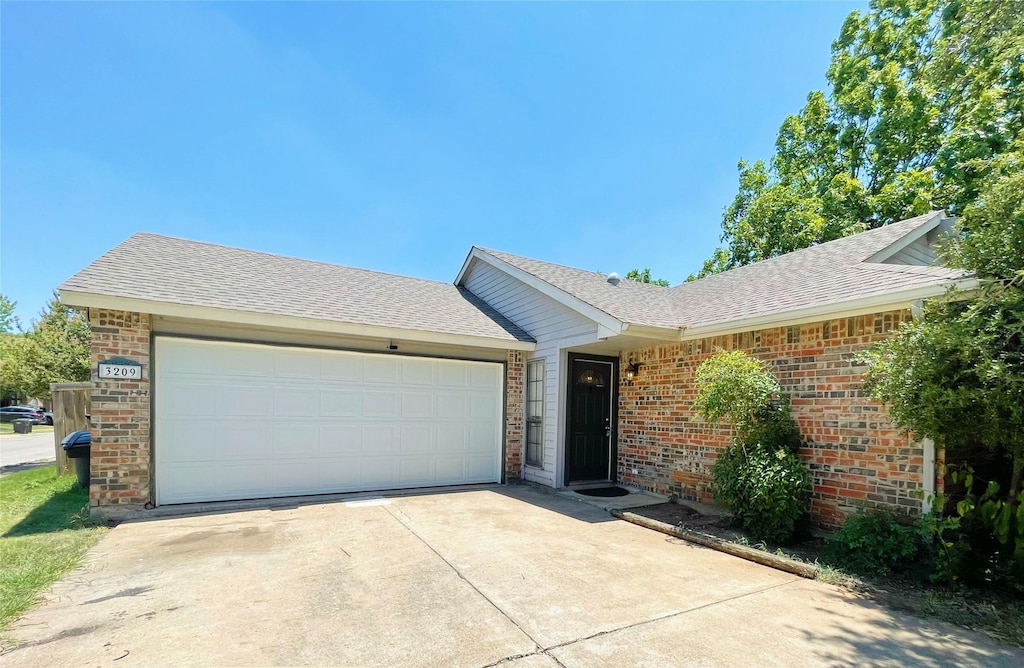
top-left (50, 382), bottom-right (91, 476)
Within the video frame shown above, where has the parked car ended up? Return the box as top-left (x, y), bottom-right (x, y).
top-left (13, 405), bottom-right (53, 425)
top-left (0, 406), bottom-right (46, 424)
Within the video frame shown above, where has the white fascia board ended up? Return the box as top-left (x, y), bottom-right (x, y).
top-left (59, 290), bottom-right (536, 352)
top-left (619, 323), bottom-right (684, 341)
top-left (460, 249), bottom-right (626, 334)
top-left (677, 278), bottom-right (977, 341)
top-left (865, 212), bottom-right (946, 264)
top-left (453, 248), bottom-right (478, 286)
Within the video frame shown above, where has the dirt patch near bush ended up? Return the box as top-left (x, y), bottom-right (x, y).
top-left (627, 502), bottom-right (826, 563)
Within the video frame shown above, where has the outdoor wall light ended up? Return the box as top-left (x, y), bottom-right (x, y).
top-left (624, 360), bottom-right (642, 385)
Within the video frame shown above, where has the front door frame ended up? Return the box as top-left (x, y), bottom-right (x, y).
top-left (564, 352), bottom-right (619, 485)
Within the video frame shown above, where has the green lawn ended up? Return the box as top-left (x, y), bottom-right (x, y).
top-left (0, 467), bottom-right (107, 634)
top-left (0, 424), bottom-right (54, 435)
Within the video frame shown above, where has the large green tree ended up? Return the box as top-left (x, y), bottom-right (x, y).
top-left (861, 141), bottom-right (1024, 581)
top-left (694, 0), bottom-right (1024, 278)
top-left (1, 293), bottom-right (91, 400)
top-left (625, 268), bottom-right (670, 287)
top-left (0, 294), bottom-right (16, 333)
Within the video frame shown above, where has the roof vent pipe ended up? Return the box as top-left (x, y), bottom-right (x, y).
top-left (607, 272), bottom-right (620, 285)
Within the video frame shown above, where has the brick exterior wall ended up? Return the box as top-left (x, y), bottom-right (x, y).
top-left (505, 350), bottom-right (525, 482)
top-left (618, 310), bottom-right (923, 529)
top-left (89, 309), bottom-right (152, 513)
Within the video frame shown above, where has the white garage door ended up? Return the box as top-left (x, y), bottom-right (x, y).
top-left (154, 337), bottom-right (504, 505)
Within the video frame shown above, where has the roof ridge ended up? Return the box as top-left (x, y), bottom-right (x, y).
top-left (476, 246), bottom-right (671, 290)
top-left (130, 232), bottom-right (455, 288)
top-left (670, 211), bottom-right (946, 291)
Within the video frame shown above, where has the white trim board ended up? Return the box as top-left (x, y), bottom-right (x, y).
top-left (60, 289), bottom-right (536, 352)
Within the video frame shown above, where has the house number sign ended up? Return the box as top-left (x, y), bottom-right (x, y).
top-left (98, 359), bottom-right (143, 379)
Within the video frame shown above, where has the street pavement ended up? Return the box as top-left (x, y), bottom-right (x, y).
top-left (0, 430), bottom-right (56, 470)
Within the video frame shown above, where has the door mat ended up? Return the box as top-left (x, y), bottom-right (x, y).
top-left (574, 486), bottom-right (630, 498)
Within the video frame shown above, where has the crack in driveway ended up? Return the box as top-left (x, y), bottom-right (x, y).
top-left (383, 502), bottom-right (803, 668)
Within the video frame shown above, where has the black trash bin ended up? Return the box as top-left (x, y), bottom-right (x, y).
top-left (12, 418), bottom-right (32, 434)
top-left (62, 430), bottom-right (92, 488)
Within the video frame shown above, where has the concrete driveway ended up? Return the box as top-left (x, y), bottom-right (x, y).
top-left (3, 486), bottom-right (1020, 667)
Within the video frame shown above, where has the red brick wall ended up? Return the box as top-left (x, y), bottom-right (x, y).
top-left (89, 309), bottom-right (152, 513)
top-left (618, 310), bottom-right (923, 528)
top-left (505, 350), bottom-right (525, 481)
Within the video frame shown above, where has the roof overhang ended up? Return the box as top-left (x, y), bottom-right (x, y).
top-left (676, 277), bottom-right (978, 341)
top-left (60, 290), bottom-right (536, 352)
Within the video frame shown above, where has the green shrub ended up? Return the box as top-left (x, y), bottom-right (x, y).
top-left (825, 511), bottom-right (931, 578)
top-left (695, 350), bottom-right (812, 545)
top-left (712, 443), bottom-right (811, 544)
top-left (693, 350), bottom-right (781, 439)
top-left (745, 401), bottom-right (803, 454)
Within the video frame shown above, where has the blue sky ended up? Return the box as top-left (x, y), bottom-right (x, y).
top-left (1, 1), bottom-right (863, 325)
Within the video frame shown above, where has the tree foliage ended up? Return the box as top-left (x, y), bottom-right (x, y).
top-left (0, 294), bottom-right (16, 334)
top-left (860, 142), bottom-right (1024, 585)
top-left (625, 268), bottom-right (670, 287)
top-left (694, 0), bottom-right (1024, 278)
top-left (0, 293), bottom-right (91, 400)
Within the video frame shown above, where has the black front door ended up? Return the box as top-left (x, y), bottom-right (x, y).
top-left (566, 356), bottom-right (616, 483)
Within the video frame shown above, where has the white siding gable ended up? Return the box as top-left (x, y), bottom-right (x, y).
top-left (462, 261), bottom-right (598, 345)
top-left (882, 234), bottom-right (938, 266)
top-left (462, 259), bottom-right (602, 485)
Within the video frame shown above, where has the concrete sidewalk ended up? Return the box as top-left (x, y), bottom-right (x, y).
top-left (2, 486), bottom-right (1020, 667)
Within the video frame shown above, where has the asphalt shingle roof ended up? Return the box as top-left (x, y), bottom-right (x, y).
top-left (60, 233), bottom-right (534, 343)
top-left (64, 213), bottom-right (968, 344)
top-left (666, 212), bottom-right (967, 329)
top-left (474, 212), bottom-right (969, 332)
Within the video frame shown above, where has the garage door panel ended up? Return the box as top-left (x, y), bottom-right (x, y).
top-left (399, 457), bottom-right (434, 484)
top-left (436, 457), bottom-right (467, 481)
top-left (219, 386), bottom-right (270, 417)
top-left (438, 364), bottom-right (468, 388)
top-left (163, 382), bottom-right (218, 417)
top-left (400, 426), bottom-right (434, 453)
top-left (160, 420), bottom-right (216, 462)
top-left (163, 341), bottom-right (219, 376)
top-left (471, 366), bottom-right (500, 388)
top-left (360, 458), bottom-right (399, 487)
top-left (401, 359), bottom-right (434, 385)
top-left (321, 389), bottom-right (361, 417)
top-left (158, 465), bottom-right (207, 503)
top-left (437, 425), bottom-right (469, 453)
top-left (469, 423), bottom-right (497, 451)
top-left (220, 347), bottom-right (274, 378)
top-left (274, 388), bottom-right (318, 417)
top-left (271, 424), bottom-right (320, 456)
top-left (155, 338), bottom-right (503, 505)
top-left (468, 455), bottom-right (499, 479)
top-left (362, 391), bottom-right (398, 417)
top-left (437, 394), bottom-right (467, 419)
top-left (401, 393), bottom-right (433, 418)
top-left (319, 426), bottom-right (360, 454)
top-left (361, 425), bottom-right (399, 453)
top-left (317, 461), bottom-right (360, 489)
top-left (470, 394), bottom-right (499, 420)
top-left (273, 349), bottom-right (321, 380)
top-left (321, 355), bottom-right (361, 382)
top-left (218, 463), bottom-right (270, 497)
top-left (271, 461), bottom-right (321, 493)
top-left (223, 424), bottom-right (271, 459)
top-left (363, 358), bottom-right (398, 383)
